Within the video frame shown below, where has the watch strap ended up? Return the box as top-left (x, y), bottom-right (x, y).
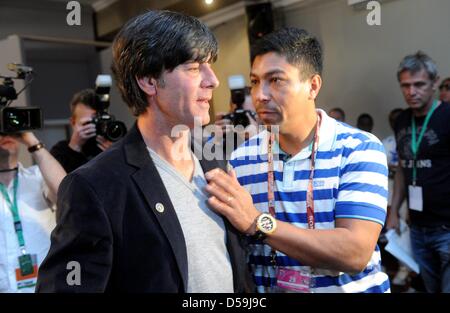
top-left (28, 142), bottom-right (45, 153)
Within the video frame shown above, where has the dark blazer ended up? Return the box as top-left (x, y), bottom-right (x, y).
top-left (36, 124), bottom-right (253, 293)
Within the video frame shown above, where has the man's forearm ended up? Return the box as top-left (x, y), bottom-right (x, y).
top-left (265, 219), bottom-right (381, 274)
top-left (31, 147), bottom-right (67, 204)
top-left (21, 133), bottom-right (67, 203)
top-left (390, 165), bottom-right (406, 215)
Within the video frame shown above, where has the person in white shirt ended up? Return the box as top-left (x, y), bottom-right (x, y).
top-left (0, 132), bottom-right (66, 292)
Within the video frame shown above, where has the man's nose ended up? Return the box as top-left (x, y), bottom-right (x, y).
top-left (202, 64), bottom-right (219, 89)
top-left (252, 82), bottom-right (270, 103)
top-left (407, 85), bottom-right (418, 96)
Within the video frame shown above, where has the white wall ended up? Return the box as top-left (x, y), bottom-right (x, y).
top-left (99, 47), bottom-right (136, 129)
top-left (283, 0), bottom-right (450, 139)
top-left (211, 15), bottom-right (252, 116)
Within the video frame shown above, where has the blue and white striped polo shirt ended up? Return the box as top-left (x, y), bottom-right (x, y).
top-left (229, 109), bottom-right (390, 293)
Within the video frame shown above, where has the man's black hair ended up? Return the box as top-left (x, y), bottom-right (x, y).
top-left (111, 10), bottom-right (218, 116)
top-left (250, 27), bottom-right (323, 80)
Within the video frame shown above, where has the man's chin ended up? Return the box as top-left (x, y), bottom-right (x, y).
top-left (261, 118), bottom-right (281, 127)
top-left (202, 116), bottom-right (210, 126)
top-left (407, 100), bottom-right (425, 108)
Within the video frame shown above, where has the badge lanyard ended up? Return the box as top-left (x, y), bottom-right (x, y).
top-left (410, 100), bottom-right (438, 185)
top-left (0, 173), bottom-right (27, 253)
top-left (267, 113), bottom-right (322, 266)
top-left (0, 173), bottom-right (37, 279)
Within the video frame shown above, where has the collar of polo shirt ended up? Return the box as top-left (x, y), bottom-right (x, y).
top-left (259, 109), bottom-right (337, 162)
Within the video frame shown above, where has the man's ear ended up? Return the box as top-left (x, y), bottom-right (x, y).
top-left (309, 74), bottom-right (322, 100)
top-left (136, 76), bottom-right (157, 97)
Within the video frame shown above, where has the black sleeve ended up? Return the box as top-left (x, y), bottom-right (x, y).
top-left (36, 173), bottom-right (113, 293)
top-left (50, 141), bottom-right (88, 173)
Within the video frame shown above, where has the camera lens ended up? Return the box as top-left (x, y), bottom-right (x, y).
top-left (232, 110), bottom-right (250, 128)
top-left (105, 121), bottom-right (127, 142)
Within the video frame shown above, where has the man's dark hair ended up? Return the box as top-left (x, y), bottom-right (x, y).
top-left (111, 10), bottom-right (218, 116)
top-left (69, 89), bottom-right (95, 116)
top-left (329, 107), bottom-right (346, 121)
top-left (357, 113), bottom-right (374, 132)
top-left (439, 77), bottom-right (450, 89)
top-left (357, 113), bottom-right (374, 123)
top-left (250, 27), bottom-right (323, 80)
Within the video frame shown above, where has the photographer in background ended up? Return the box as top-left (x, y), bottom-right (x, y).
top-left (0, 62), bottom-right (66, 292)
top-left (50, 89), bottom-right (113, 173)
top-left (0, 131), bottom-right (66, 292)
top-left (212, 78), bottom-right (260, 159)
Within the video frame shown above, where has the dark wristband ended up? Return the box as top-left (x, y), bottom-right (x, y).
top-left (28, 142), bottom-right (45, 153)
top-left (251, 230), bottom-right (267, 242)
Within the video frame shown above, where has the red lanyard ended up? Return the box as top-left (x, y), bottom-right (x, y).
top-left (267, 113), bottom-right (322, 230)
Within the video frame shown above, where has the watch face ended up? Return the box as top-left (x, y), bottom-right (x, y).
top-left (259, 215), bottom-right (274, 232)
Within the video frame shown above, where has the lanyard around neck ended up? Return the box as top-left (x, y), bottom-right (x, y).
top-left (267, 113), bottom-right (322, 230)
top-left (411, 100), bottom-right (438, 184)
top-left (0, 173), bottom-right (26, 250)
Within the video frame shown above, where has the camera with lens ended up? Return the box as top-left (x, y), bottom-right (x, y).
top-left (89, 74), bottom-right (127, 142)
top-left (0, 63), bottom-right (42, 134)
top-left (222, 75), bottom-right (256, 128)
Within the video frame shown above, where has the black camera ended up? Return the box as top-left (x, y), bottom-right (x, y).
top-left (223, 75), bottom-right (256, 128)
top-left (0, 64), bottom-right (42, 133)
top-left (89, 75), bottom-right (127, 142)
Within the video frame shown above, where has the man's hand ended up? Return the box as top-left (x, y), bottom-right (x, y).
top-left (205, 168), bottom-right (260, 234)
top-left (385, 210), bottom-right (400, 234)
top-left (14, 131), bottom-right (40, 147)
top-left (215, 112), bottom-right (232, 132)
top-left (96, 135), bottom-right (113, 151)
top-left (69, 117), bottom-right (96, 152)
top-left (214, 111), bottom-right (259, 143)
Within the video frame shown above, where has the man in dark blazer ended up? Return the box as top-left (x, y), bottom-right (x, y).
top-left (36, 10), bottom-right (252, 293)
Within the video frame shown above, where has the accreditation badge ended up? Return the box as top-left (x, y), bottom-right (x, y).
top-left (408, 185), bottom-right (423, 212)
top-left (15, 254), bottom-right (38, 290)
top-left (275, 267), bottom-right (314, 293)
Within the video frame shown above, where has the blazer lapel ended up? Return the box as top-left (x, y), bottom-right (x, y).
top-left (124, 125), bottom-right (188, 292)
top-left (198, 156), bottom-right (246, 291)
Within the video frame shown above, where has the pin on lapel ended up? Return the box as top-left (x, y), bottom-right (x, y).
top-left (155, 203), bottom-right (165, 213)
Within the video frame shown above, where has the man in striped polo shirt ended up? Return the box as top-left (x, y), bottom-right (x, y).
top-left (205, 27), bottom-right (390, 293)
